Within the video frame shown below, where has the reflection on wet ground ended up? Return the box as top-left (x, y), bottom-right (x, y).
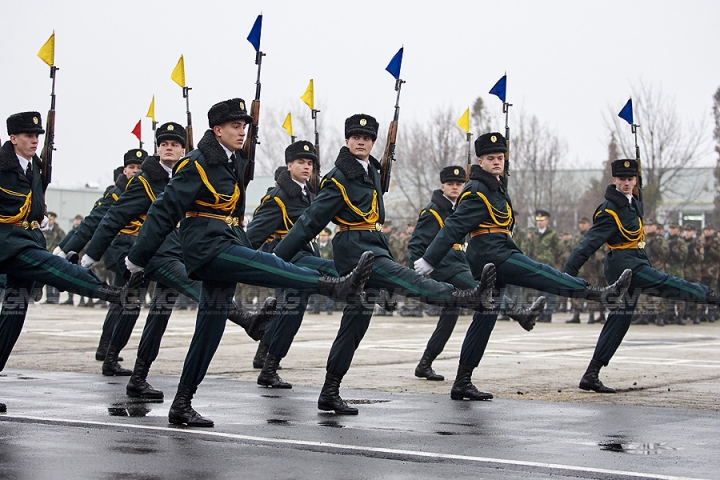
top-left (599, 435), bottom-right (677, 455)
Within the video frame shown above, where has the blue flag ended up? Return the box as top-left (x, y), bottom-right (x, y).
top-left (386, 47), bottom-right (403, 79)
top-left (618, 98), bottom-right (633, 125)
top-left (489, 75), bottom-right (507, 103)
top-left (247, 15), bottom-right (262, 52)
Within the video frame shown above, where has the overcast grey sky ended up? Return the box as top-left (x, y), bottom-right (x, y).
top-left (2, 0), bottom-right (719, 188)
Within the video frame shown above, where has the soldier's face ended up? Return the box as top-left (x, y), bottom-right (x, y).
top-left (644, 224), bottom-right (656, 234)
top-left (536, 218), bottom-right (548, 230)
top-left (478, 153), bottom-right (505, 178)
top-left (214, 120), bottom-right (247, 151)
top-left (287, 157), bottom-right (314, 183)
top-left (318, 234), bottom-right (329, 242)
top-left (124, 163), bottom-right (142, 179)
top-left (669, 227), bottom-right (680, 236)
top-left (704, 228), bottom-right (715, 238)
top-left (10, 132), bottom-right (40, 160)
top-left (613, 176), bottom-right (636, 195)
top-left (440, 181), bottom-right (465, 202)
top-left (158, 140), bottom-right (185, 165)
top-left (579, 221), bottom-right (590, 232)
top-left (346, 135), bottom-right (374, 161)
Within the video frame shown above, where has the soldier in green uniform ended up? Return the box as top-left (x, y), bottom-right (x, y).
top-left (246, 140), bottom-right (338, 389)
top-left (701, 225), bottom-right (720, 322)
top-left (567, 217), bottom-right (605, 324)
top-left (125, 99), bottom-right (372, 427)
top-left (526, 210), bottom-right (561, 322)
top-left (274, 114), bottom-right (496, 413)
top-left (565, 159), bottom-right (720, 393)
top-left (639, 219), bottom-right (668, 326)
top-left (42, 212), bottom-right (65, 304)
top-left (682, 224), bottom-right (704, 324)
top-left (0, 111), bottom-right (130, 413)
top-left (415, 132), bottom-right (629, 400)
top-left (409, 166), bottom-right (546, 382)
top-left (665, 223), bottom-right (688, 325)
top-left (308, 227), bottom-right (335, 315)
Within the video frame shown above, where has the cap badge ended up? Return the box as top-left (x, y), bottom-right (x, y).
top-left (136, 151), bottom-right (143, 158)
top-left (490, 135), bottom-right (497, 143)
top-left (239, 101), bottom-right (245, 110)
top-left (359, 118), bottom-right (367, 126)
top-left (303, 145), bottom-right (310, 151)
top-left (454, 168), bottom-right (460, 175)
top-left (624, 161), bottom-right (630, 168)
top-left (167, 124), bottom-right (174, 131)
top-left (33, 117), bottom-right (39, 125)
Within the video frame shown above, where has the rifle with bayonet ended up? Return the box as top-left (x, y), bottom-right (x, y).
top-left (310, 107), bottom-right (321, 194)
top-left (243, 14), bottom-right (264, 188)
top-left (183, 86), bottom-right (194, 152)
top-left (40, 66), bottom-right (58, 191)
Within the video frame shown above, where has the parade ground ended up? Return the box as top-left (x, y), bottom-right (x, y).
top-left (2, 301), bottom-right (720, 479)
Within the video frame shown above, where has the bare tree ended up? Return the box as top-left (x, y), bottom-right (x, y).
top-left (712, 86), bottom-right (720, 227)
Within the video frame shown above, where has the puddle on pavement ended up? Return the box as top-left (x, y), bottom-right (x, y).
top-left (346, 399), bottom-right (390, 405)
top-left (108, 402), bottom-right (161, 418)
top-left (260, 394), bottom-right (282, 399)
top-left (266, 418), bottom-right (290, 425)
top-left (599, 435), bottom-right (676, 455)
top-left (318, 420), bottom-right (344, 428)
top-left (435, 431), bottom-right (455, 436)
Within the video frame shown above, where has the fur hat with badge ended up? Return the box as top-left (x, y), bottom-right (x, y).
top-left (475, 132), bottom-right (507, 157)
top-left (124, 148), bottom-right (148, 166)
top-left (285, 140), bottom-right (318, 164)
top-left (440, 165), bottom-right (466, 183)
top-left (345, 114), bottom-right (379, 141)
top-left (156, 122), bottom-right (187, 147)
top-left (611, 159), bottom-right (638, 177)
top-left (208, 98), bottom-right (253, 128)
top-left (7, 111), bottom-right (45, 135)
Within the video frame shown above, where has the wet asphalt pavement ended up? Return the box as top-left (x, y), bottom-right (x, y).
top-left (0, 369), bottom-right (716, 479)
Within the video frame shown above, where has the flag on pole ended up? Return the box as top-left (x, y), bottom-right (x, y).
top-left (171, 55), bottom-right (186, 88)
top-left (146, 96), bottom-right (155, 122)
top-left (300, 80), bottom-right (314, 110)
top-left (282, 113), bottom-right (293, 137)
top-left (618, 98), bottom-right (633, 125)
top-left (131, 120), bottom-right (142, 142)
top-left (386, 47), bottom-right (404, 79)
top-left (489, 75), bottom-right (507, 103)
top-left (37, 32), bottom-right (55, 67)
top-left (247, 15), bottom-right (262, 51)
top-left (456, 108), bottom-right (470, 134)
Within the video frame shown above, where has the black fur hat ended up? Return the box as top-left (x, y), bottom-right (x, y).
top-left (345, 114), bottom-right (378, 141)
top-left (208, 98), bottom-right (253, 128)
top-left (113, 166), bottom-right (124, 178)
top-left (124, 148), bottom-right (148, 166)
top-left (611, 159), bottom-right (638, 178)
top-left (440, 165), bottom-right (466, 183)
top-left (475, 132), bottom-right (507, 157)
top-left (274, 166), bottom-right (287, 181)
top-left (285, 140), bottom-right (318, 164)
top-left (7, 111), bottom-right (45, 135)
top-left (156, 122), bottom-right (187, 147)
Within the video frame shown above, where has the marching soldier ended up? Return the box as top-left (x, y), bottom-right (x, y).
top-left (665, 223), bottom-right (688, 325)
top-left (682, 224), bottom-right (704, 324)
top-left (408, 166), bottom-right (545, 381)
top-left (273, 114), bottom-right (496, 412)
top-left (565, 159), bottom-right (720, 393)
top-left (125, 99), bottom-right (373, 426)
top-left (415, 132), bottom-right (631, 400)
top-left (42, 211), bottom-right (65, 304)
top-left (0, 111), bottom-right (131, 413)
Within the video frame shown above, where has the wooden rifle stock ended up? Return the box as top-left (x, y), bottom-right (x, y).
top-left (243, 99), bottom-right (260, 187)
top-left (380, 121), bottom-right (398, 193)
top-left (310, 143), bottom-right (321, 195)
top-left (40, 109), bottom-right (55, 189)
top-left (185, 125), bottom-right (194, 152)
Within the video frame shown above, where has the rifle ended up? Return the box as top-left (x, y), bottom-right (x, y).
top-left (310, 108), bottom-right (321, 194)
top-left (243, 15), bottom-right (265, 187)
top-left (632, 123), bottom-right (643, 202)
top-left (502, 101), bottom-right (512, 186)
top-left (40, 65), bottom-right (58, 190)
top-left (381, 77), bottom-right (405, 193)
top-left (183, 86), bottom-right (194, 152)
top-left (465, 132), bottom-right (473, 180)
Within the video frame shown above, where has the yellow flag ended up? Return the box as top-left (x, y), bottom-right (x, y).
top-left (171, 55), bottom-right (186, 88)
top-left (300, 79), bottom-right (314, 110)
top-left (146, 96), bottom-right (155, 122)
top-left (456, 108), bottom-right (470, 134)
top-left (37, 32), bottom-right (55, 67)
top-left (282, 113), bottom-right (293, 137)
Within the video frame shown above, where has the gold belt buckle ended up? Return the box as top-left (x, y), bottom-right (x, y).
top-left (637, 241), bottom-right (646, 249)
top-left (375, 223), bottom-right (382, 231)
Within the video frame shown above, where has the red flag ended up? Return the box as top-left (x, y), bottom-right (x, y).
top-left (131, 120), bottom-right (142, 141)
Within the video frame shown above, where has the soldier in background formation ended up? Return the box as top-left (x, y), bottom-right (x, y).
top-left (309, 227), bottom-right (335, 315)
top-left (525, 210), bottom-right (561, 322)
top-left (42, 211), bottom-right (65, 304)
top-left (665, 223), bottom-right (688, 325)
top-left (566, 217), bottom-right (606, 324)
top-left (701, 225), bottom-right (720, 322)
top-left (637, 219), bottom-right (668, 326)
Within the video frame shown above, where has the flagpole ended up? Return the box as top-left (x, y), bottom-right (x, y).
top-left (489, 74), bottom-right (511, 186)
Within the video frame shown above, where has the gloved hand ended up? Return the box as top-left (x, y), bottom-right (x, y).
top-left (52, 246), bottom-right (67, 258)
top-left (80, 254), bottom-right (99, 269)
top-left (125, 256), bottom-right (144, 274)
top-left (414, 258), bottom-right (434, 276)
top-left (39, 216), bottom-right (50, 232)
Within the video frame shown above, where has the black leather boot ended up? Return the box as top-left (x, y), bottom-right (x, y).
top-left (168, 383), bottom-right (214, 427)
top-left (317, 251), bottom-right (373, 303)
top-left (579, 358), bottom-right (616, 393)
top-left (318, 373), bottom-right (358, 414)
top-left (227, 297), bottom-right (277, 341)
top-left (0, 401), bottom-right (6, 413)
top-left (415, 349), bottom-right (444, 381)
top-left (584, 269), bottom-right (632, 310)
top-left (126, 358), bottom-right (163, 399)
top-left (450, 365), bottom-right (493, 400)
top-left (507, 296), bottom-right (546, 331)
top-left (253, 342), bottom-right (269, 369)
top-left (587, 312), bottom-right (596, 324)
top-left (566, 312), bottom-right (581, 324)
top-left (102, 346), bottom-right (132, 376)
top-left (257, 354), bottom-right (292, 388)
top-left (451, 263), bottom-right (496, 311)
top-left (95, 331), bottom-right (111, 361)
top-left (707, 291), bottom-right (720, 305)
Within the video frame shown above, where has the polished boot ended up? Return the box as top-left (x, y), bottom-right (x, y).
top-left (257, 354), bottom-right (292, 388)
top-left (253, 342), bottom-right (269, 369)
top-left (507, 296), bottom-right (546, 331)
top-left (318, 373), bottom-right (358, 414)
top-left (707, 291), bottom-right (720, 305)
top-left (0, 401), bottom-right (5, 413)
top-left (317, 251), bottom-right (373, 303)
top-left (566, 312), bottom-right (581, 324)
top-left (579, 358), bottom-right (616, 393)
top-left (587, 312), bottom-right (596, 324)
top-left (451, 263), bottom-right (496, 311)
top-left (450, 365), bottom-right (493, 400)
top-left (126, 358), bottom-right (163, 399)
top-left (414, 349), bottom-right (444, 381)
top-left (168, 383), bottom-right (214, 427)
top-left (102, 346), bottom-right (132, 376)
top-left (227, 297), bottom-right (277, 341)
top-left (95, 329), bottom-right (111, 361)
top-left (584, 269), bottom-right (632, 310)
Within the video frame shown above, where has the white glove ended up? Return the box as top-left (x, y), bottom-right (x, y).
top-left (80, 254), bottom-right (99, 269)
top-left (39, 216), bottom-right (50, 232)
top-left (125, 256), bottom-right (144, 273)
top-left (53, 246), bottom-right (67, 258)
top-left (414, 258), bottom-right (434, 276)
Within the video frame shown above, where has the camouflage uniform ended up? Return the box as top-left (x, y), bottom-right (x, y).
top-left (665, 225), bottom-right (688, 324)
top-left (42, 216), bottom-right (66, 304)
top-left (638, 222), bottom-right (669, 325)
top-left (682, 226), bottom-right (704, 323)
top-left (701, 226), bottom-right (720, 322)
top-left (569, 221), bottom-right (605, 323)
top-left (526, 210), bottom-right (561, 321)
